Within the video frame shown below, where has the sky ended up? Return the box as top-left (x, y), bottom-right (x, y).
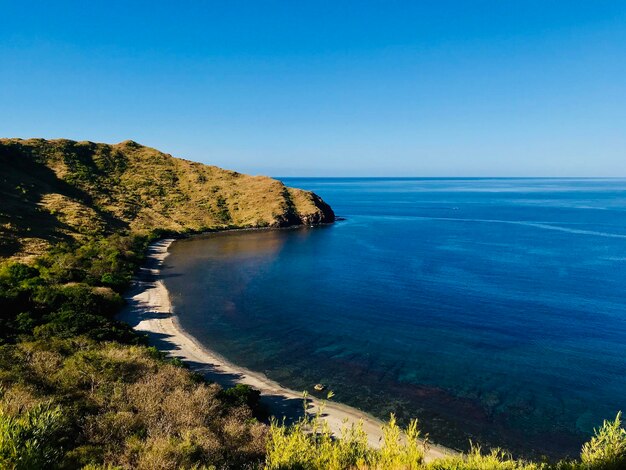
top-left (1, 1), bottom-right (626, 176)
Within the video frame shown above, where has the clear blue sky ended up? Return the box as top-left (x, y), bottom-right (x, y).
top-left (2, 1), bottom-right (626, 176)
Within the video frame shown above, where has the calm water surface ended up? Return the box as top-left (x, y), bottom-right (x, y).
top-left (163, 178), bottom-right (626, 457)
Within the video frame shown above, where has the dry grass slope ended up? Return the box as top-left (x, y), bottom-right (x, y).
top-left (0, 138), bottom-right (334, 258)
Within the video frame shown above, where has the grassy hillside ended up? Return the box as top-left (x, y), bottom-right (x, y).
top-left (0, 138), bottom-right (334, 258)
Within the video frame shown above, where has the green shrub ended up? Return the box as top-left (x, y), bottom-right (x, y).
top-left (377, 414), bottom-right (424, 469)
top-left (0, 401), bottom-right (68, 469)
top-left (265, 405), bottom-right (626, 470)
top-left (0, 234), bottom-right (146, 344)
top-left (428, 447), bottom-right (543, 470)
top-left (266, 396), bottom-right (428, 470)
top-left (580, 412), bottom-right (626, 470)
top-left (220, 383), bottom-right (261, 411)
top-left (0, 262), bottom-right (39, 289)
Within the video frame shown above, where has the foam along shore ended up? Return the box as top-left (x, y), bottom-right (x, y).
top-left (119, 238), bottom-right (456, 463)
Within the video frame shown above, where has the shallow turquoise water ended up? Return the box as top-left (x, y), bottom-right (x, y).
top-left (163, 178), bottom-right (626, 457)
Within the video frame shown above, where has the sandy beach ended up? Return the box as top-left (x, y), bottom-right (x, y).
top-left (119, 238), bottom-right (455, 462)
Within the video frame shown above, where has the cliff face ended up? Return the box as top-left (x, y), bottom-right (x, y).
top-left (0, 138), bottom-right (334, 258)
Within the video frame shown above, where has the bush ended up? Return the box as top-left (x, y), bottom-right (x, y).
top-left (266, 399), bottom-right (425, 470)
top-left (580, 412), bottom-right (626, 470)
top-left (429, 447), bottom-right (542, 470)
top-left (0, 400), bottom-right (68, 469)
top-left (266, 404), bottom-right (626, 470)
top-left (220, 383), bottom-right (261, 411)
top-left (0, 234), bottom-right (146, 344)
top-left (0, 338), bottom-right (267, 469)
top-left (0, 262), bottom-right (39, 289)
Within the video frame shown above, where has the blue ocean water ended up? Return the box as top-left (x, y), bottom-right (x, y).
top-left (163, 178), bottom-right (626, 457)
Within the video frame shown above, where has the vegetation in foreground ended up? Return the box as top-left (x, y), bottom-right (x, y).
top-left (265, 404), bottom-right (626, 470)
top-left (0, 233), bottom-right (266, 469)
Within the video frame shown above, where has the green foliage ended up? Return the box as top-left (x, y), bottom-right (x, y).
top-left (378, 414), bottom-right (423, 469)
top-left (266, 398), bottom-right (426, 470)
top-left (215, 195), bottom-right (232, 224)
top-left (580, 412), bottom-right (626, 470)
top-left (0, 400), bottom-right (68, 469)
top-left (266, 394), bottom-right (368, 470)
top-left (36, 234), bottom-right (148, 288)
top-left (429, 447), bottom-right (543, 470)
top-left (0, 262), bottom-right (39, 288)
top-left (0, 338), bottom-right (267, 469)
top-left (220, 383), bottom-right (261, 411)
top-left (0, 234), bottom-right (147, 345)
top-left (266, 400), bottom-right (626, 470)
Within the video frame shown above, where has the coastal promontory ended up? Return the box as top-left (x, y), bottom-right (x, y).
top-left (0, 138), bottom-right (334, 258)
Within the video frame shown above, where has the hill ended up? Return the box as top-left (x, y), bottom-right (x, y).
top-left (0, 138), bottom-right (334, 258)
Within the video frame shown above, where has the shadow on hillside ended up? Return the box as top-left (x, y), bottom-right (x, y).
top-left (0, 154), bottom-right (71, 256)
top-left (0, 144), bottom-right (129, 257)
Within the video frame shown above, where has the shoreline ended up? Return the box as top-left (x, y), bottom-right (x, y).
top-left (119, 236), bottom-right (455, 462)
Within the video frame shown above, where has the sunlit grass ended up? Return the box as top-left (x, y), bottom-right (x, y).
top-left (266, 393), bottom-right (626, 470)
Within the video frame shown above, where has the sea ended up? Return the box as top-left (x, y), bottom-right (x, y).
top-left (162, 178), bottom-right (626, 458)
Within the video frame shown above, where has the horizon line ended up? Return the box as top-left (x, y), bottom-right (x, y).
top-left (275, 176), bottom-right (626, 179)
